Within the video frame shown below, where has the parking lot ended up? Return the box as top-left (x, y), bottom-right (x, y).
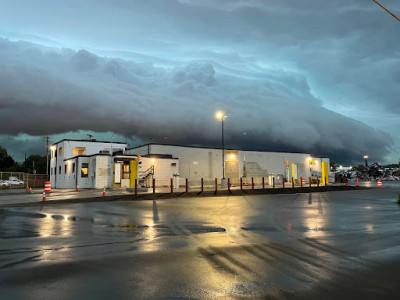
top-left (1, 182), bottom-right (399, 299)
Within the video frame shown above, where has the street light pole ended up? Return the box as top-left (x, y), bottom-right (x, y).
top-left (363, 155), bottom-right (369, 167)
top-left (222, 117), bottom-right (225, 179)
top-left (216, 112), bottom-right (227, 186)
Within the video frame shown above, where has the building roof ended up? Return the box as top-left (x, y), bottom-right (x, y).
top-left (127, 143), bottom-right (319, 156)
top-left (52, 139), bottom-right (127, 146)
top-left (141, 154), bottom-right (178, 159)
top-left (63, 153), bottom-right (137, 161)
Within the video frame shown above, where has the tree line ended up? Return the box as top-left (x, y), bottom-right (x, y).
top-left (0, 145), bottom-right (47, 174)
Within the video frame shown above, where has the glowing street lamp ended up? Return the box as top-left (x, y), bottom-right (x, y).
top-left (216, 112), bottom-right (227, 185)
top-left (363, 155), bottom-right (368, 167)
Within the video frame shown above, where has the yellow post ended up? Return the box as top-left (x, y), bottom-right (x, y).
top-left (129, 160), bottom-right (138, 188)
top-left (291, 163), bottom-right (298, 183)
top-left (321, 162), bottom-right (329, 184)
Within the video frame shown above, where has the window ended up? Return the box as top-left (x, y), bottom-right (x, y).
top-left (81, 163), bottom-right (88, 178)
top-left (123, 163), bottom-right (130, 179)
top-left (59, 166), bottom-right (61, 174)
top-left (65, 165), bottom-right (67, 174)
top-left (73, 147), bottom-right (86, 155)
top-left (54, 167), bottom-right (57, 175)
top-left (51, 168), bottom-right (53, 175)
top-left (59, 147), bottom-right (62, 156)
top-left (72, 163), bottom-right (76, 173)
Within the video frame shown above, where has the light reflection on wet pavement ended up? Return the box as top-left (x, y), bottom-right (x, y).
top-left (1, 183), bottom-right (400, 299)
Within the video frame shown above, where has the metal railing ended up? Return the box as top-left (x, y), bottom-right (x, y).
top-left (132, 176), bottom-right (330, 195)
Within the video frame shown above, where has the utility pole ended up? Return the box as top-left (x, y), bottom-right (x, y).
top-left (43, 136), bottom-right (50, 177)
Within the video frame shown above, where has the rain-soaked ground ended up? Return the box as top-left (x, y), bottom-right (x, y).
top-left (1, 183), bottom-right (400, 299)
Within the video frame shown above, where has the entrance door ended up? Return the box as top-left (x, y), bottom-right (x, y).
top-left (114, 163), bottom-right (122, 187)
top-left (225, 161), bottom-right (239, 181)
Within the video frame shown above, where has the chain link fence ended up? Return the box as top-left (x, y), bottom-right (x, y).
top-left (0, 172), bottom-right (48, 189)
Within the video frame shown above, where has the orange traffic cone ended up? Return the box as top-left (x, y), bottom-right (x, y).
top-left (42, 191), bottom-right (46, 202)
top-left (76, 184), bottom-right (80, 192)
top-left (29, 187), bottom-right (32, 193)
top-left (102, 187), bottom-right (106, 197)
top-left (356, 178), bottom-right (359, 186)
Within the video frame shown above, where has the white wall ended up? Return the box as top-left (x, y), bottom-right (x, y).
top-left (238, 150), bottom-right (312, 180)
top-left (61, 158), bottom-right (77, 189)
top-left (128, 145), bottom-right (222, 179)
top-left (128, 144), bottom-right (327, 181)
top-left (94, 156), bottom-right (111, 189)
top-left (50, 140), bottom-right (127, 189)
top-left (58, 140), bottom-right (127, 160)
top-left (139, 157), bottom-right (179, 179)
top-left (75, 157), bottom-right (91, 189)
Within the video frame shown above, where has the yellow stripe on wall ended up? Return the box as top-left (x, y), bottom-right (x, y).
top-left (130, 160), bottom-right (138, 188)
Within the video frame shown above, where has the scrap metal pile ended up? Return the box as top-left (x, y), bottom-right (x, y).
top-left (336, 163), bottom-right (399, 182)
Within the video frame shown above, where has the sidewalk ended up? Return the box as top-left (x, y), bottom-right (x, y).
top-left (0, 184), bottom-right (367, 208)
top-left (0, 188), bottom-right (132, 206)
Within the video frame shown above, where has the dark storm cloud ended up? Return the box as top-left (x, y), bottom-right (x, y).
top-left (0, 0), bottom-right (399, 163)
top-left (0, 38), bottom-right (393, 164)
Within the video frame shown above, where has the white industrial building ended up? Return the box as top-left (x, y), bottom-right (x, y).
top-left (50, 139), bottom-right (329, 189)
top-left (49, 139), bottom-right (178, 189)
top-left (127, 144), bottom-right (330, 186)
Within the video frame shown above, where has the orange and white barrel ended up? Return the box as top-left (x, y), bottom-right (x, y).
top-left (44, 181), bottom-right (51, 193)
top-left (301, 178), bottom-right (305, 187)
top-left (377, 180), bottom-right (382, 188)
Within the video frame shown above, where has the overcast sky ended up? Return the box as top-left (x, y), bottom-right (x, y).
top-left (1, 0), bottom-right (399, 165)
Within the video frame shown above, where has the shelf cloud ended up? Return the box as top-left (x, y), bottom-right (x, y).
top-left (0, 0), bottom-right (399, 164)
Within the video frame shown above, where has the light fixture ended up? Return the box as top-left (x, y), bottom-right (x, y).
top-left (216, 112), bottom-right (224, 120)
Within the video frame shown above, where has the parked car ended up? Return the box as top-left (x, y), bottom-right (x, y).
top-left (9, 178), bottom-right (24, 186)
top-left (0, 180), bottom-right (11, 187)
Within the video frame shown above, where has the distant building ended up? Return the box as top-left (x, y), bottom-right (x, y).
top-left (337, 165), bottom-right (353, 172)
top-left (50, 139), bottom-right (329, 189)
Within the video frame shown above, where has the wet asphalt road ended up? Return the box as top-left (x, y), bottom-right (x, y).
top-left (1, 183), bottom-right (400, 299)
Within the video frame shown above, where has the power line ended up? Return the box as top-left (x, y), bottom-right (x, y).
top-left (373, 0), bottom-right (400, 22)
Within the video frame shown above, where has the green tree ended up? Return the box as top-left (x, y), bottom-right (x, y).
top-left (330, 162), bottom-right (337, 172)
top-left (23, 155), bottom-right (47, 174)
top-left (351, 164), bottom-right (365, 172)
top-left (0, 145), bottom-right (15, 171)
